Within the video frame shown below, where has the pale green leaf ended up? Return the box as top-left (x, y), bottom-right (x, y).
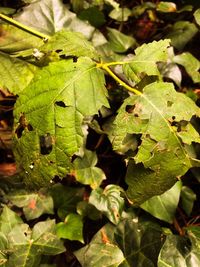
top-left (0, 206), bottom-right (23, 235)
top-left (89, 185), bottom-right (124, 224)
top-left (0, 233), bottom-right (8, 266)
top-left (105, 0), bottom-right (119, 10)
top-left (72, 149), bottom-right (106, 189)
top-left (107, 27), bottom-right (136, 53)
top-left (194, 9), bottom-right (200, 26)
top-left (141, 181), bottom-right (182, 223)
top-left (113, 82), bottom-right (200, 204)
top-left (7, 220), bottom-right (65, 267)
top-left (40, 30), bottom-right (97, 58)
top-left (0, 24), bottom-right (43, 53)
top-left (109, 7), bottom-right (132, 22)
top-left (166, 21), bottom-right (198, 50)
top-left (75, 223), bottom-right (125, 267)
top-left (158, 234), bottom-right (200, 267)
top-left (173, 52), bottom-right (200, 83)
top-left (14, 0), bottom-right (94, 39)
top-left (123, 39), bottom-right (170, 82)
top-left (156, 2), bottom-right (177, 13)
top-left (7, 190), bottom-right (54, 220)
top-left (56, 213), bottom-right (84, 243)
top-left (180, 186), bottom-right (196, 216)
top-left (0, 52), bottom-right (37, 94)
top-left (13, 58), bottom-right (109, 187)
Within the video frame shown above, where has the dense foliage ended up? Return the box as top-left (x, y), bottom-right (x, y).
top-left (0, 0), bottom-right (200, 266)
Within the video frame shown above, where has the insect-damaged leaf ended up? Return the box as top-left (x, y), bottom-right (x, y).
top-left (13, 57), bottom-right (109, 187)
top-left (113, 82), bottom-right (200, 204)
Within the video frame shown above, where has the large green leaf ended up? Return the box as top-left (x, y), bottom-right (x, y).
top-left (0, 52), bottom-right (37, 94)
top-left (7, 220), bottom-right (65, 267)
top-left (75, 223), bottom-right (125, 267)
top-left (14, 0), bottom-right (94, 39)
top-left (89, 185), bottom-right (124, 224)
top-left (40, 30), bottom-right (97, 58)
top-left (123, 39), bottom-right (170, 82)
top-left (173, 52), bottom-right (200, 83)
top-left (0, 206), bottom-right (23, 235)
top-left (72, 149), bottom-right (106, 189)
top-left (113, 82), bottom-right (200, 204)
top-left (141, 181), bottom-right (182, 223)
top-left (158, 234), bottom-right (200, 267)
top-left (56, 213), bottom-right (84, 243)
top-left (7, 189), bottom-right (54, 220)
top-left (13, 57), bottom-right (109, 187)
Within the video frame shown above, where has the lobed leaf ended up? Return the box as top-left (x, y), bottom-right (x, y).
top-left (113, 82), bottom-right (200, 204)
top-left (13, 57), bottom-right (109, 187)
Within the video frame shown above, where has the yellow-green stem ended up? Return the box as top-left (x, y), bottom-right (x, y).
top-left (0, 13), bottom-right (49, 40)
top-left (97, 62), bottom-right (141, 95)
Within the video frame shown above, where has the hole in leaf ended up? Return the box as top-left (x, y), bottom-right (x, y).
top-left (55, 101), bottom-right (67, 107)
top-left (125, 105), bottom-right (135, 113)
top-left (40, 133), bottom-right (53, 155)
top-left (15, 114), bottom-right (33, 138)
top-left (172, 116), bottom-right (176, 120)
top-left (167, 101), bottom-right (173, 107)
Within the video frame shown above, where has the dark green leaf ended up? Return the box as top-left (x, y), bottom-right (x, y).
top-left (13, 58), bottom-right (109, 187)
top-left (89, 185), bottom-right (124, 224)
top-left (141, 181), bottom-right (182, 223)
top-left (180, 186), bottom-right (196, 216)
top-left (56, 213), bottom-right (84, 243)
top-left (113, 82), bottom-right (200, 204)
top-left (78, 6), bottom-right (105, 27)
top-left (72, 149), bottom-right (106, 189)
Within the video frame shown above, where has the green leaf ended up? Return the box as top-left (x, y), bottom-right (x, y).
top-left (107, 27), bottom-right (136, 53)
top-left (0, 206), bottom-right (23, 235)
top-left (0, 233), bottom-right (8, 266)
top-left (75, 223), bottom-right (125, 267)
top-left (0, 24), bottom-right (43, 53)
top-left (78, 6), bottom-right (105, 27)
top-left (158, 234), bottom-right (200, 267)
top-left (109, 7), bottom-right (132, 22)
top-left (50, 184), bottom-right (84, 220)
top-left (14, 0), bottom-right (94, 39)
top-left (89, 185), bottom-right (124, 224)
top-left (194, 9), bottom-right (200, 26)
top-left (173, 52), bottom-right (200, 83)
top-left (113, 82), bottom-right (200, 204)
top-left (72, 149), bottom-right (106, 189)
top-left (7, 220), bottom-right (65, 267)
top-left (0, 52), bottom-right (37, 94)
top-left (123, 40), bottom-right (170, 82)
top-left (40, 30), bottom-right (97, 58)
top-left (56, 213), bottom-right (84, 243)
top-left (156, 2), bottom-right (177, 13)
top-left (141, 181), bottom-right (182, 223)
top-left (7, 190), bottom-right (54, 220)
top-left (180, 186), bottom-right (196, 216)
top-left (166, 21), bottom-right (198, 50)
top-left (13, 58), bottom-right (109, 187)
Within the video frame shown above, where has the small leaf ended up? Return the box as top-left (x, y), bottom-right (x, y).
top-left (107, 27), bottom-right (136, 53)
top-left (173, 52), bottom-right (200, 83)
top-left (166, 21), bottom-right (198, 50)
top-left (123, 39), bottom-right (170, 82)
top-left (0, 52), bottom-right (37, 94)
top-left (40, 30), bottom-right (97, 58)
top-left (8, 190), bottom-right (54, 220)
top-left (75, 223), bottom-right (125, 267)
top-left (56, 213), bottom-right (84, 243)
top-left (141, 181), bottom-right (182, 223)
top-left (156, 2), bottom-right (177, 13)
top-left (180, 186), bottom-right (196, 216)
top-left (109, 7), bottom-right (132, 22)
top-left (0, 206), bottom-right (23, 235)
top-left (194, 9), bottom-right (200, 26)
top-left (72, 149), bottom-right (106, 189)
top-left (89, 185), bottom-right (124, 224)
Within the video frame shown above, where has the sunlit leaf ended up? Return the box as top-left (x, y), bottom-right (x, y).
top-left (89, 185), bottom-right (124, 224)
top-left (56, 213), bottom-right (84, 243)
top-left (109, 7), bottom-right (132, 22)
top-left (156, 2), bottom-right (176, 13)
top-left (141, 181), bottom-right (182, 223)
top-left (194, 9), bottom-right (200, 26)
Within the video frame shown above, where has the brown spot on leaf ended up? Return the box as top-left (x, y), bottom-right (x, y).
top-left (28, 199), bottom-right (36, 210)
